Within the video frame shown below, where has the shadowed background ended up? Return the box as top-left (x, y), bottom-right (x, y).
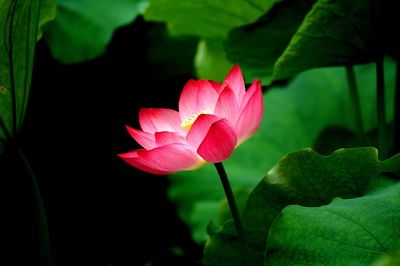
top-left (8, 18), bottom-right (202, 265)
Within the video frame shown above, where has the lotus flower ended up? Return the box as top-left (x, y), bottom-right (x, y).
top-left (119, 65), bottom-right (263, 175)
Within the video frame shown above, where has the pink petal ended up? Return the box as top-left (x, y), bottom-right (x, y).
top-left (223, 64), bottom-right (245, 101)
top-left (155, 131), bottom-right (185, 146)
top-left (139, 143), bottom-right (203, 174)
top-left (125, 125), bottom-right (157, 150)
top-left (235, 80), bottom-right (263, 144)
top-left (118, 150), bottom-right (169, 175)
top-left (239, 79), bottom-right (261, 108)
top-left (197, 119), bottom-right (237, 163)
top-left (179, 80), bottom-right (219, 121)
top-left (186, 114), bottom-right (220, 150)
top-left (139, 108), bottom-right (184, 134)
top-left (214, 86), bottom-right (240, 125)
top-left (209, 80), bottom-right (224, 94)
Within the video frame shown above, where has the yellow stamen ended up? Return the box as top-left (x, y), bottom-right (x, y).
top-left (181, 110), bottom-right (210, 130)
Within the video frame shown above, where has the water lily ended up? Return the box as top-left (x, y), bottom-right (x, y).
top-left (119, 64), bottom-right (263, 175)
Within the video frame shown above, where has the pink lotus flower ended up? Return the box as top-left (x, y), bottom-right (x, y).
top-left (119, 65), bottom-right (263, 175)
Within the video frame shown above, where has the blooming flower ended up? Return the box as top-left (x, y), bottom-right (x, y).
top-left (119, 65), bottom-right (263, 175)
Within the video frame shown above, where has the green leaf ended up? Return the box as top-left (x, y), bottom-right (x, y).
top-left (203, 148), bottom-right (400, 266)
top-left (168, 60), bottom-right (396, 243)
top-left (144, 0), bottom-right (277, 39)
top-left (0, 0), bottom-right (46, 154)
top-left (372, 251), bottom-right (400, 266)
top-left (272, 0), bottom-right (395, 80)
top-left (194, 38), bottom-right (272, 84)
top-left (144, 0), bottom-right (278, 83)
top-left (38, 0), bottom-right (57, 39)
top-left (224, 0), bottom-right (314, 78)
top-left (44, 0), bottom-right (148, 63)
top-left (266, 182), bottom-right (400, 265)
top-left (194, 39), bottom-right (234, 81)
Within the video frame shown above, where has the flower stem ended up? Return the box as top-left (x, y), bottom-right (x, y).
top-left (18, 149), bottom-right (53, 266)
top-left (376, 58), bottom-right (387, 159)
top-left (345, 66), bottom-right (367, 145)
top-left (393, 62), bottom-right (400, 155)
top-left (214, 162), bottom-right (246, 246)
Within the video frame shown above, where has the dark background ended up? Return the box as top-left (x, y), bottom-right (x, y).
top-left (3, 18), bottom-right (203, 265)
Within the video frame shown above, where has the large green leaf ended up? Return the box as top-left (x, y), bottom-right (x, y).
top-left (273, 0), bottom-right (397, 80)
top-left (168, 60), bottom-right (396, 243)
top-left (144, 0), bottom-right (276, 39)
top-left (0, 0), bottom-right (55, 155)
top-left (224, 0), bottom-right (314, 78)
top-left (266, 182), bottom-right (400, 265)
top-left (203, 148), bottom-right (400, 266)
top-left (44, 0), bottom-right (148, 63)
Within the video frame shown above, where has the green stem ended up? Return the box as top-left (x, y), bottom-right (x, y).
top-left (345, 66), bottom-right (367, 145)
top-left (376, 58), bottom-right (387, 159)
top-left (18, 149), bottom-right (53, 266)
top-left (393, 62), bottom-right (400, 154)
top-left (214, 162), bottom-right (246, 246)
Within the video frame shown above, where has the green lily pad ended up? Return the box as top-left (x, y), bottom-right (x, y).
top-left (224, 0), bottom-right (315, 79)
top-left (266, 181), bottom-right (400, 265)
top-left (273, 0), bottom-right (398, 80)
top-left (44, 0), bottom-right (148, 63)
top-left (203, 148), bottom-right (400, 265)
top-left (144, 0), bottom-right (277, 39)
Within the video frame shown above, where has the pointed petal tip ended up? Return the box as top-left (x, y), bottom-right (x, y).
top-left (125, 124), bottom-right (133, 132)
top-left (225, 64), bottom-right (243, 79)
top-left (117, 149), bottom-right (170, 175)
top-left (235, 82), bottom-right (263, 144)
top-left (223, 64), bottom-right (245, 100)
top-left (125, 124), bottom-right (138, 134)
top-left (118, 149), bottom-right (139, 158)
top-left (253, 78), bottom-right (262, 86)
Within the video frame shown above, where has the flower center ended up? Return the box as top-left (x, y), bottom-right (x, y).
top-left (181, 110), bottom-right (210, 130)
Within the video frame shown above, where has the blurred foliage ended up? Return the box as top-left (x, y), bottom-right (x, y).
top-left (168, 59), bottom-right (396, 242)
top-left (144, 0), bottom-right (276, 39)
top-left (372, 251), bottom-right (400, 266)
top-left (43, 0), bottom-right (148, 63)
top-left (38, 0), bottom-right (57, 39)
top-left (225, 0), bottom-right (315, 79)
top-left (194, 40), bottom-right (233, 83)
top-left (204, 148), bottom-right (400, 265)
top-left (38, 0), bottom-right (400, 82)
top-left (144, 0), bottom-right (278, 82)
